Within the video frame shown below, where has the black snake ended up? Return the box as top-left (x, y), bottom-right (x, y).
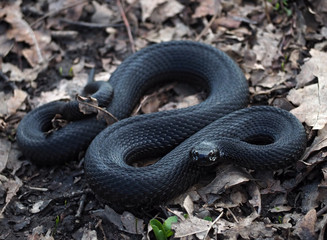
top-left (16, 41), bottom-right (307, 208)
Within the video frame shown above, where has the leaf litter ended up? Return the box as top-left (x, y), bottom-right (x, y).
top-left (1, 0), bottom-right (327, 239)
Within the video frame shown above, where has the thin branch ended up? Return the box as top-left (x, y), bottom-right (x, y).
top-left (117, 0), bottom-right (135, 53)
top-left (30, 0), bottom-right (89, 27)
top-left (59, 18), bottom-right (124, 29)
top-left (196, 12), bottom-right (219, 41)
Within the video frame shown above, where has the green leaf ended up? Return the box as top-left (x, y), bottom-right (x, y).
top-left (163, 216), bottom-right (178, 237)
top-left (284, 7), bottom-right (292, 16)
top-left (203, 216), bottom-right (213, 222)
top-left (150, 219), bottom-right (167, 240)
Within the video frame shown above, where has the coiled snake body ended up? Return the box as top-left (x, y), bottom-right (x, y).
top-left (17, 41), bottom-right (306, 208)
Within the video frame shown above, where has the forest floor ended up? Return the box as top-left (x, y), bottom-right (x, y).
top-left (1, 0), bottom-right (327, 239)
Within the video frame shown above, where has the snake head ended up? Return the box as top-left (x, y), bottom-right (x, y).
top-left (191, 141), bottom-right (220, 166)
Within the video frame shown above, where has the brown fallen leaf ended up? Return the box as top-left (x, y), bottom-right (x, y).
top-left (252, 24), bottom-right (283, 68)
top-left (288, 84), bottom-right (327, 130)
top-left (0, 175), bottom-right (23, 217)
top-left (197, 164), bottom-right (251, 203)
top-left (192, 0), bottom-right (222, 18)
top-left (91, 1), bottom-right (117, 24)
top-left (215, 211), bottom-right (276, 239)
top-left (6, 89), bottom-right (27, 115)
top-left (172, 216), bottom-right (211, 238)
top-left (77, 95), bottom-right (118, 125)
top-left (149, 0), bottom-right (184, 23)
top-left (287, 49), bottom-right (327, 130)
top-left (0, 138), bottom-right (11, 173)
top-left (140, 0), bottom-right (183, 22)
top-left (293, 209), bottom-right (317, 240)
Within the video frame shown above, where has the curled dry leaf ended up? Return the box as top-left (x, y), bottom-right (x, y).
top-left (0, 0), bottom-right (44, 66)
top-left (0, 175), bottom-right (23, 216)
top-left (288, 49), bottom-right (327, 130)
top-left (197, 164), bottom-right (251, 203)
top-left (77, 95), bottom-right (118, 125)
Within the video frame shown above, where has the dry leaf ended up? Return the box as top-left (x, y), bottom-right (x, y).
top-left (287, 49), bottom-right (327, 129)
top-left (2, 63), bottom-right (40, 82)
top-left (145, 27), bottom-right (176, 43)
top-left (1, 1), bottom-right (44, 65)
top-left (140, 0), bottom-right (166, 21)
top-left (0, 138), bottom-right (11, 173)
top-left (140, 0), bottom-right (183, 22)
top-left (149, 0), bottom-right (184, 23)
top-left (81, 229), bottom-right (97, 240)
top-left (91, 1), bottom-right (117, 24)
top-left (0, 175), bottom-right (23, 216)
top-left (216, 212), bottom-right (275, 239)
top-left (293, 209), bottom-right (317, 240)
top-left (172, 216), bottom-right (211, 238)
top-left (198, 164), bottom-right (251, 201)
top-left (288, 84), bottom-right (327, 130)
top-left (192, 0), bottom-right (222, 18)
top-left (252, 24), bottom-right (282, 68)
top-left (6, 89), bottom-right (27, 115)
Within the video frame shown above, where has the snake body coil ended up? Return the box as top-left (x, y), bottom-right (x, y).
top-left (16, 41), bottom-right (306, 208)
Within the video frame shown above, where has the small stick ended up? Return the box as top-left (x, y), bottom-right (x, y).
top-left (203, 211), bottom-right (224, 239)
top-left (196, 12), bottom-right (219, 41)
top-left (75, 194), bottom-right (87, 218)
top-left (59, 18), bottom-right (124, 29)
top-left (264, 0), bottom-right (272, 23)
top-left (117, 0), bottom-right (135, 53)
top-left (31, 0), bottom-right (88, 27)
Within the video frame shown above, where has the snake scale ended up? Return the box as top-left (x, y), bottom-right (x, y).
top-left (16, 41), bottom-right (307, 208)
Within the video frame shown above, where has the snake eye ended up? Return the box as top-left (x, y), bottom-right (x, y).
top-left (208, 150), bottom-right (217, 162)
top-left (191, 150), bottom-right (199, 161)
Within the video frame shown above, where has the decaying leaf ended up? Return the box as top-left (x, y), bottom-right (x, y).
top-left (140, 0), bottom-right (184, 22)
top-left (91, 1), bottom-right (117, 24)
top-left (27, 226), bottom-right (54, 240)
top-left (91, 205), bottom-right (144, 234)
top-left (0, 138), bottom-right (11, 173)
top-left (287, 49), bottom-right (327, 129)
top-left (172, 216), bottom-right (211, 238)
top-left (293, 209), bottom-right (317, 240)
top-left (216, 212), bottom-right (276, 239)
top-left (5, 89), bottom-right (27, 115)
top-left (77, 95), bottom-right (118, 125)
top-left (197, 164), bottom-right (251, 203)
top-left (0, 175), bottom-right (23, 216)
top-left (192, 0), bottom-right (222, 18)
top-left (252, 24), bottom-right (282, 68)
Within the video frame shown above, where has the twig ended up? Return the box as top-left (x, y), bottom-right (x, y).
top-left (227, 207), bottom-right (239, 223)
top-left (30, 0), bottom-right (88, 27)
top-left (264, 0), bottom-right (272, 23)
top-left (196, 12), bottom-right (219, 41)
top-left (203, 212), bottom-right (224, 239)
top-left (116, 0), bottom-right (135, 53)
top-left (75, 194), bottom-right (87, 218)
top-left (59, 18), bottom-right (124, 29)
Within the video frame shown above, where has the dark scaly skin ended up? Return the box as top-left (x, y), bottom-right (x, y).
top-left (16, 41), bottom-right (306, 208)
